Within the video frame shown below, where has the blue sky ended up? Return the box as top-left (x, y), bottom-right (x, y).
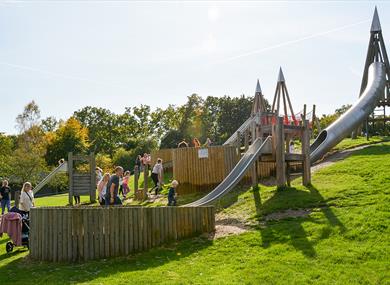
top-left (0, 1), bottom-right (389, 134)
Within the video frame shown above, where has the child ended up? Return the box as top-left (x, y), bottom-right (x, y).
top-left (122, 171), bottom-right (131, 198)
top-left (167, 180), bottom-right (179, 206)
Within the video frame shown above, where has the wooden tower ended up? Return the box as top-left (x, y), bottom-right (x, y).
top-left (354, 7), bottom-right (390, 138)
top-left (252, 79), bottom-right (267, 115)
top-left (271, 68), bottom-right (297, 125)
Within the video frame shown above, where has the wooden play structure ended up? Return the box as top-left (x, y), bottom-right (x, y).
top-left (29, 206), bottom-right (215, 262)
top-left (152, 70), bottom-right (313, 193)
top-left (68, 152), bottom-right (96, 205)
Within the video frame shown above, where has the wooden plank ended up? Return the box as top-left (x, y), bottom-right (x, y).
top-left (143, 208), bottom-right (148, 250)
top-left (155, 206), bottom-right (161, 246)
top-left (109, 208), bottom-right (115, 257)
top-left (150, 207), bottom-right (156, 247)
top-left (115, 208), bottom-right (120, 256)
top-left (83, 209), bottom-right (89, 261)
top-left (68, 153), bottom-right (74, 205)
top-left (29, 209), bottom-right (36, 259)
top-left (128, 207), bottom-right (134, 253)
top-left (57, 209), bottom-right (63, 262)
top-left (133, 208), bottom-right (139, 252)
top-left (124, 207), bottom-right (129, 256)
top-left (92, 209), bottom-right (98, 260)
top-left (104, 207), bottom-right (110, 258)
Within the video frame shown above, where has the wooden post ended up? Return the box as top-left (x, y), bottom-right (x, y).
top-left (275, 117), bottom-right (286, 188)
top-left (302, 119), bottom-right (311, 186)
top-left (285, 136), bottom-right (291, 187)
top-left (90, 153), bottom-right (96, 203)
top-left (134, 165), bottom-right (139, 194)
top-left (68, 152), bottom-right (73, 206)
top-left (14, 190), bottom-right (21, 208)
top-left (244, 129), bottom-right (249, 152)
top-left (303, 104), bottom-right (307, 121)
top-left (311, 105), bottom-right (316, 139)
top-left (251, 120), bottom-right (258, 188)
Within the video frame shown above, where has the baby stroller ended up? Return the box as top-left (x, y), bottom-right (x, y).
top-left (0, 208), bottom-right (30, 253)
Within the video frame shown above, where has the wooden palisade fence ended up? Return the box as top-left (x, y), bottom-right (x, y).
top-left (29, 206), bottom-right (215, 262)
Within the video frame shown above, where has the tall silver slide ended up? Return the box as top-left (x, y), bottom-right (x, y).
top-left (33, 161), bottom-right (68, 195)
top-left (185, 136), bottom-right (272, 207)
top-left (223, 116), bottom-right (255, 146)
top-left (310, 62), bottom-right (386, 162)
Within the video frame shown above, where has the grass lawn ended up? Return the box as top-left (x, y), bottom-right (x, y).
top-left (0, 142), bottom-right (389, 284)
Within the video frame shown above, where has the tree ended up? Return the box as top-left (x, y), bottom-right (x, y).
top-left (16, 100), bottom-right (41, 132)
top-left (73, 107), bottom-right (119, 155)
top-left (41, 116), bottom-right (59, 132)
top-left (45, 117), bottom-right (89, 165)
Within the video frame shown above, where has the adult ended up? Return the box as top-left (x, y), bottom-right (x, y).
top-left (135, 155), bottom-right (142, 170)
top-left (0, 180), bottom-right (11, 215)
top-left (19, 182), bottom-right (35, 214)
top-left (105, 166), bottom-right (124, 206)
top-left (150, 159), bottom-right (163, 195)
top-left (178, 139), bottom-right (188, 148)
top-left (97, 173), bottom-right (110, 206)
top-left (96, 167), bottom-right (103, 186)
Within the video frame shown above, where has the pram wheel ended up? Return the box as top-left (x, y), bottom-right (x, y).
top-left (6, 242), bottom-right (14, 253)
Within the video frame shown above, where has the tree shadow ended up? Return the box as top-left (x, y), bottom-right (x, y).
top-left (253, 184), bottom-right (345, 258)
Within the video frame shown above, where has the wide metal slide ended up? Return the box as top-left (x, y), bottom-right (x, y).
top-left (33, 161), bottom-right (68, 195)
top-left (185, 136), bottom-right (272, 207)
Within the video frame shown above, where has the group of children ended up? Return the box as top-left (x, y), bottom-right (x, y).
top-left (95, 157), bottom-right (178, 207)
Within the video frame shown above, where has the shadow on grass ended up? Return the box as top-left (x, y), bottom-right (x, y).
top-left (253, 184), bottom-right (346, 258)
top-left (0, 236), bottom-right (213, 284)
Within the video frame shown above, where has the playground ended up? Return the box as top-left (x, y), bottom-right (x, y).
top-left (0, 5), bottom-right (389, 285)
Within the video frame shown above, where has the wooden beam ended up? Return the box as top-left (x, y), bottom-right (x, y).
top-left (302, 120), bottom-right (311, 186)
top-left (275, 117), bottom-right (286, 188)
top-left (68, 152), bottom-right (73, 206)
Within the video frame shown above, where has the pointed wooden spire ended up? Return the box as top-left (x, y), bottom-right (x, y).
top-left (252, 79), bottom-right (266, 115)
top-left (370, 6), bottom-right (381, 33)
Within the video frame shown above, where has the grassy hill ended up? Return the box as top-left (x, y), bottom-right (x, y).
top-left (0, 141), bottom-right (389, 284)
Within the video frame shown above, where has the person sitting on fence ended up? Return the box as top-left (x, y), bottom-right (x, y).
top-left (178, 139), bottom-right (188, 148)
top-left (122, 171), bottom-right (131, 199)
top-left (192, 138), bottom-right (201, 147)
top-left (204, 137), bottom-right (212, 147)
top-left (0, 180), bottom-right (11, 215)
top-left (167, 180), bottom-right (179, 206)
top-left (105, 166), bottom-right (124, 206)
top-left (150, 159), bottom-right (163, 196)
top-left (19, 182), bottom-right (35, 214)
top-left (97, 173), bottom-right (110, 206)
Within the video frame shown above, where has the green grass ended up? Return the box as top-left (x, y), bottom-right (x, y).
top-left (331, 135), bottom-right (389, 152)
top-left (1, 142), bottom-right (389, 284)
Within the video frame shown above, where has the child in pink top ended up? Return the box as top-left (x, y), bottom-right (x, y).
top-left (122, 171), bottom-right (131, 198)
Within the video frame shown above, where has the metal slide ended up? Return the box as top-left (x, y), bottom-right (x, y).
top-left (310, 62), bottom-right (386, 162)
top-left (33, 161), bottom-right (68, 195)
top-left (223, 116), bottom-right (255, 146)
top-left (185, 136), bottom-right (272, 207)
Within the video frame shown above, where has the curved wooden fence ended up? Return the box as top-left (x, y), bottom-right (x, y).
top-left (29, 206), bottom-right (215, 262)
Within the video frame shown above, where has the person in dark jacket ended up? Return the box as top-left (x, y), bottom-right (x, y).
top-left (167, 180), bottom-right (179, 206)
top-left (0, 180), bottom-right (11, 215)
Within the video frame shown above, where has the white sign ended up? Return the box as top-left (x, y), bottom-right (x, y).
top-left (198, 148), bottom-right (209, 159)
